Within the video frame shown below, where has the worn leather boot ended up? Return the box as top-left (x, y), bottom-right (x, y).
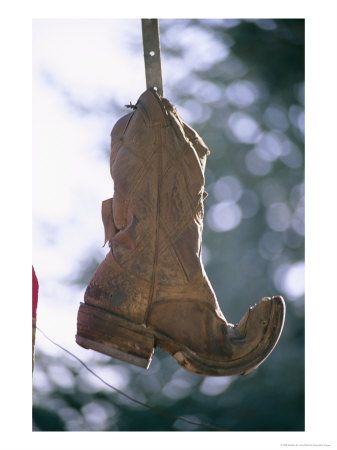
top-left (76, 89), bottom-right (285, 376)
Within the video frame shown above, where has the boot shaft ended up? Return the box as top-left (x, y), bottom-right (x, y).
top-left (109, 89), bottom-right (210, 286)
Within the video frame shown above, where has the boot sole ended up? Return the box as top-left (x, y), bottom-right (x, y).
top-left (76, 297), bottom-right (285, 376)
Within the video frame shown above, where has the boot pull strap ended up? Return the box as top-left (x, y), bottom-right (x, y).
top-left (102, 198), bottom-right (117, 247)
top-left (141, 19), bottom-right (164, 97)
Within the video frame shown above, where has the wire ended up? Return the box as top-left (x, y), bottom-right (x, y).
top-left (35, 326), bottom-right (226, 432)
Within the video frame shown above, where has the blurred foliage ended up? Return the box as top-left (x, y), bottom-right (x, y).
top-left (33, 19), bottom-right (304, 431)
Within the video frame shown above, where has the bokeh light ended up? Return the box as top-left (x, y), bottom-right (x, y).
top-left (228, 111), bottom-right (261, 143)
top-left (266, 202), bottom-right (292, 232)
top-left (207, 201), bottom-right (242, 232)
top-left (200, 376), bottom-right (234, 396)
top-left (213, 175), bottom-right (242, 202)
top-left (273, 261), bottom-right (305, 301)
top-left (226, 80), bottom-right (259, 107)
top-left (245, 148), bottom-right (272, 175)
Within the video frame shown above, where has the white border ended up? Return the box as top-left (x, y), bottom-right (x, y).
top-left (1, 1), bottom-right (337, 449)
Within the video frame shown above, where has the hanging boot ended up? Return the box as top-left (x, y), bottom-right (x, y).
top-left (76, 89), bottom-right (285, 376)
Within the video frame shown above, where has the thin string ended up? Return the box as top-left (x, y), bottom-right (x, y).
top-left (35, 326), bottom-right (226, 432)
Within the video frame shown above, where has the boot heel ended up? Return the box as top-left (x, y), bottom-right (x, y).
top-left (76, 303), bottom-right (154, 369)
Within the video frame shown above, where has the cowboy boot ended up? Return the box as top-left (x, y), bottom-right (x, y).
top-left (76, 89), bottom-right (285, 376)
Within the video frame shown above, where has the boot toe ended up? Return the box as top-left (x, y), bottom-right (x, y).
top-left (170, 296), bottom-right (285, 376)
top-left (231, 295), bottom-right (286, 374)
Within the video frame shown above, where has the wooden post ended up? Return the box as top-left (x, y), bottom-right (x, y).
top-left (141, 19), bottom-right (164, 97)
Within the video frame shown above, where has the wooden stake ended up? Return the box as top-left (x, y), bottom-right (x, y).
top-left (141, 19), bottom-right (164, 97)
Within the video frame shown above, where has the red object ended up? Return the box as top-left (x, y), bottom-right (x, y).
top-left (32, 266), bottom-right (39, 318)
